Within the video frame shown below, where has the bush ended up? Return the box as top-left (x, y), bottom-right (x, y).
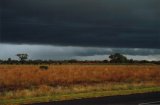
top-left (39, 66), bottom-right (49, 70)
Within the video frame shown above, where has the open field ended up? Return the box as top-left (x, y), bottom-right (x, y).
top-left (0, 65), bottom-right (160, 104)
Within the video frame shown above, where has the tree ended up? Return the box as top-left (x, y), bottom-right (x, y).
top-left (7, 58), bottom-right (12, 62)
top-left (16, 54), bottom-right (28, 62)
top-left (7, 58), bottom-right (12, 64)
top-left (109, 53), bottom-right (128, 63)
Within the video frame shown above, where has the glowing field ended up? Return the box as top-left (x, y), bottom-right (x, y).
top-left (0, 65), bottom-right (160, 90)
top-left (0, 65), bottom-right (160, 104)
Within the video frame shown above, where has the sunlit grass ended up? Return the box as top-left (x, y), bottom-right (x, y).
top-left (0, 65), bottom-right (160, 104)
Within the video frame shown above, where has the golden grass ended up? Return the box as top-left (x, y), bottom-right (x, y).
top-left (0, 65), bottom-right (160, 104)
top-left (0, 65), bottom-right (160, 91)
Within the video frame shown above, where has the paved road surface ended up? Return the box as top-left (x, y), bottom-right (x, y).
top-left (26, 92), bottom-right (160, 105)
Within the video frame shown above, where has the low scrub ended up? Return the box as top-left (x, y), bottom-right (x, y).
top-left (39, 65), bottom-right (49, 70)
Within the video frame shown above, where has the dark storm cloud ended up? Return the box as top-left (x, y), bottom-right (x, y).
top-left (1, 0), bottom-right (160, 48)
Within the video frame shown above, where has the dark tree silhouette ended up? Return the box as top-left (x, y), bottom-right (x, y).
top-left (16, 54), bottom-right (28, 62)
top-left (109, 53), bottom-right (128, 63)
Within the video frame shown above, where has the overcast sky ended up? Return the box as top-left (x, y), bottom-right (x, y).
top-left (0, 0), bottom-right (160, 60)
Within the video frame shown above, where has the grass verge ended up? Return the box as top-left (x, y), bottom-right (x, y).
top-left (1, 86), bottom-right (160, 105)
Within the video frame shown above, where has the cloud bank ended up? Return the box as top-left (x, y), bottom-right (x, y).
top-left (0, 44), bottom-right (160, 61)
top-left (1, 0), bottom-right (160, 48)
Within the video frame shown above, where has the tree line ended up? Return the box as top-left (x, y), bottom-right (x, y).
top-left (0, 53), bottom-right (160, 65)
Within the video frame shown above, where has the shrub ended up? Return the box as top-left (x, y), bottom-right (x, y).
top-left (39, 66), bottom-right (49, 70)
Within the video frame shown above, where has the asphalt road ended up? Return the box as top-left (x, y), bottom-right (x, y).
top-left (26, 92), bottom-right (160, 105)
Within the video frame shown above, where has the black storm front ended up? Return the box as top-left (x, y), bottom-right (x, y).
top-left (0, 0), bottom-right (160, 60)
top-left (1, 0), bottom-right (160, 48)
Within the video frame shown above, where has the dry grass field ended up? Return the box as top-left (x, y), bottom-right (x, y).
top-left (0, 65), bottom-right (160, 90)
top-left (0, 64), bottom-right (160, 104)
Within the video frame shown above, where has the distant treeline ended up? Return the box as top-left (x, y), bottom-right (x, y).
top-left (0, 53), bottom-right (160, 65)
top-left (0, 59), bottom-right (160, 65)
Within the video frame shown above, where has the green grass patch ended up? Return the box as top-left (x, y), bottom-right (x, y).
top-left (1, 86), bottom-right (160, 105)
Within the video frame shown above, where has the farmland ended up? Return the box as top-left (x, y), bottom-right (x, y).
top-left (0, 65), bottom-right (160, 104)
